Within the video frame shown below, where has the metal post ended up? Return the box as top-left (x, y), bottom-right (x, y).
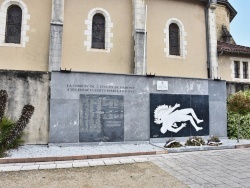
top-left (237, 114), bottom-right (240, 143)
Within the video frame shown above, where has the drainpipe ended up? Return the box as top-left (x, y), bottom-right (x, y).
top-left (143, 5), bottom-right (147, 75)
top-left (205, 0), bottom-right (211, 78)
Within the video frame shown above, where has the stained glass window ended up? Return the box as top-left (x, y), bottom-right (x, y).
top-left (169, 23), bottom-right (180, 56)
top-left (92, 14), bottom-right (105, 49)
top-left (5, 5), bottom-right (22, 44)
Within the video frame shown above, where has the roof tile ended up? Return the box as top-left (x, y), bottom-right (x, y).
top-left (217, 41), bottom-right (250, 56)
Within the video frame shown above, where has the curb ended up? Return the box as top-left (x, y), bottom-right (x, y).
top-left (166, 143), bottom-right (250, 153)
top-left (167, 145), bottom-right (235, 153)
top-left (235, 144), bottom-right (250, 149)
top-left (0, 150), bottom-right (168, 164)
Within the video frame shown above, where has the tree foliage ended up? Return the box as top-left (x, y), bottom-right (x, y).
top-left (227, 90), bottom-right (250, 115)
top-left (227, 90), bottom-right (250, 139)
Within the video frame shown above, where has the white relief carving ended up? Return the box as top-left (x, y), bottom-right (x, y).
top-left (154, 103), bottom-right (203, 134)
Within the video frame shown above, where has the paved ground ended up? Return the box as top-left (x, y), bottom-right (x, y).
top-left (1, 148), bottom-right (250, 187)
top-left (152, 148), bottom-right (250, 188)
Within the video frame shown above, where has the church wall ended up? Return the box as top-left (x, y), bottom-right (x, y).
top-left (0, 0), bottom-right (51, 71)
top-left (146, 0), bottom-right (207, 79)
top-left (215, 4), bottom-right (230, 41)
top-left (61, 0), bottom-right (134, 74)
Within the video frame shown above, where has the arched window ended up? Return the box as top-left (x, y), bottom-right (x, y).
top-left (91, 14), bottom-right (105, 49)
top-left (169, 23), bottom-right (180, 56)
top-left (5, 5), bottom-right (22, 44)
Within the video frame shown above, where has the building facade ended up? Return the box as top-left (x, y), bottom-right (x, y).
top-left (0, 0), bottom-right (240, 144)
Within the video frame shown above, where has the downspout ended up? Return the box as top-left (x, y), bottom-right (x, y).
top-left (143, 5), bottom-right (147, 75)
top-left (205, 0), bottom-right (211, 78)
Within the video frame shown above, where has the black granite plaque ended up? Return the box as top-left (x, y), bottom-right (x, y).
top-left (79, 94), bottom-right (124, 142)
top-left (150, 94), bottom-right (209, 138)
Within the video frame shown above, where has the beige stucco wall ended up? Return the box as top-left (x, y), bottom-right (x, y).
top-left (0, 0), bottom-right (51, 71)
top-left (146, 0), bottom-right (207, 78)
top-left (216, 4), bottom-right (230, 41)
top-left (218, 55), bottom-right (232, 81)
top-left (61, 0), bottom-right (134, 74)
top-left (219, 54), bottom-right (250, 82)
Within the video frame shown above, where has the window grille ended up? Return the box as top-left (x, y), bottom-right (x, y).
top-left (5, 5), bottom-right (22, 44)
top-left (169, 23), bottom-right (180, 56)
top-left (92, 14), bottom-right (105, 49)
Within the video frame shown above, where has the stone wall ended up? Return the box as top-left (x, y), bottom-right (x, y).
top-left (0, 70), bottom-right (50, 144)
top-left (50, 72), bottom-right (227, 144)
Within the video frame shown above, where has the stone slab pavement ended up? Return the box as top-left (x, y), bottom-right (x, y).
top-left (151, 148), bottom-right (250, 188)
top-left (1, 148), bottom-right (250, 187)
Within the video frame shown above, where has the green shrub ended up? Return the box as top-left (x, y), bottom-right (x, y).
top-left (227, 90), bottom-right (250, 139)
top-left (227, 112), bottom-right (250, 139)
top-left (228, 90), bottom-right (250, 115)
top-left (0, 116), bottom-right (24, 157)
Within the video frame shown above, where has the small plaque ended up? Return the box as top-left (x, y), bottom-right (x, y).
top-left (157, 81), bottom-right (168, 91)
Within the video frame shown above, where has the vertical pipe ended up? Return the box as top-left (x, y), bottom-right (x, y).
top-left (205, 0), bottom-right (211, 78)
top-left (143, 5), bottom-right (147, 75)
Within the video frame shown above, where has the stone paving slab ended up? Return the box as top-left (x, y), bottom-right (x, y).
top-left (2, 166), bottom-right (22, 172)
top-left (88, 160), bottom-right (105, 167)
top-left (56, 163), bottom-right (73, 169)
top-left (72, 161), bottom-right (90, 168)
top-left (118, 158), bottom-right (136, 164)
top-left (21, 165), bottom-right (40, 171)
top-left (103, 159), bottom-right (121, 165)
top-left (39, 164), bottom-right (56, 170)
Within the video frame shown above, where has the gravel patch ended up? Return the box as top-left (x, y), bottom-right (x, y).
top-left (5, 143), bottom-right (165, 158)
top-left (0, 163), bottom-right (188, 188)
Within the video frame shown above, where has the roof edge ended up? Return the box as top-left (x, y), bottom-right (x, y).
top-left (218, 41), bottom-right (250, 56)
top-left (200, 0), bottom-right (237, 22)
top-left (217, 0), bottom-right (237, 22)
